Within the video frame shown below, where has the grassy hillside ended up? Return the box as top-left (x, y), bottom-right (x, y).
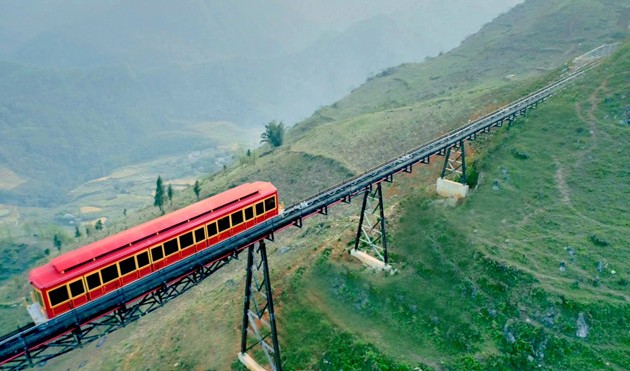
top-left (45, 39), bottom-right (629, 370)
top-left (7, 0), bottom-right (629, 369)
top-left (190, 0), bottom-right (629, 208)
top-left (278, 40), bottom-right (630, 369)
top-left (289, 0), bottom-right (629, 131)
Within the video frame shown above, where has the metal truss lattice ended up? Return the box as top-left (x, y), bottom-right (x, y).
top-left (353, 182), bottom-right (389, 264)
top-left (239, 241), bottom-right (282, 371)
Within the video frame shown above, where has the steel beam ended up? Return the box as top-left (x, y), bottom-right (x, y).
top-left (239, 242), bottom-right (282, 371)
top-left (1, 258), bottom-right (232, 369)
top-left (440, 140), bottom-right (467, 185)
top-left (353, 182), bottom-right (389, 264)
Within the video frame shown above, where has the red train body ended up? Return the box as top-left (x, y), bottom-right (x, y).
top-left (27, 182), bottom-right (279, 322)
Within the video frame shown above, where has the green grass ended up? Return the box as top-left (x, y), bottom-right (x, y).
top-left (275, 40), bottom-right (630, 369)
top-left (2, 1), bottom-right (628, 368)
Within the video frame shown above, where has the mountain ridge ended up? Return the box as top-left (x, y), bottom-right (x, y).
top-left (0, 0), bottom-right (522, 207)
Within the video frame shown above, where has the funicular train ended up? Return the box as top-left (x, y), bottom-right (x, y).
top-left (27, 182), bottom-right (279, 323)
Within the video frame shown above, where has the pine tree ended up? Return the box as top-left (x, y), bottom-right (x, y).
top-left (193, 180), bottom-right (201, 201)
top-left (167, 184), bottom-right (174, 206)
top-left (74, 225), bottom-right (81, 238)
top-left (154, 175), bottom-right (165, 214)
top-left (95, 219), bottom-right (103, 231)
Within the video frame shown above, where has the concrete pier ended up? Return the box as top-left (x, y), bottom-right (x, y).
top-left (351, 249), bottom-right (391, 271)
top-left (238, 352), bottom-right (267, 371)
top-left (436, 178), bottom-right (469, 199)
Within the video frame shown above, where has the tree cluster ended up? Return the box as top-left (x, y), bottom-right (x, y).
top-left (260, 120), bottom-right (285, 148)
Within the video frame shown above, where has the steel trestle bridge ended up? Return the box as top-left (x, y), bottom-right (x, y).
top-left (0, 60), bottom-right (601, 370)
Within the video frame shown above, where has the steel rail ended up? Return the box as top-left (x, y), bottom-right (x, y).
top-left (0, 66), bottom-right (589, 367)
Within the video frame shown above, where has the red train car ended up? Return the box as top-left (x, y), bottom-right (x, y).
top-left (27, 182), bottom-right (279, 323)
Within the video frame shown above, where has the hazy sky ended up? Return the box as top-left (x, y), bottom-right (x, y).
top-left (0, 0), bottom-right (525, 63)
top-left (0, 0), bottom-right (528, 207)
top-left (278, 0), bottom-right (524, 30)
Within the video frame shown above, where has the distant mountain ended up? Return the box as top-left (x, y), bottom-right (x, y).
top-left (0, 0), bottom-right (321, 68)
top-left (0, 0), bottom-right (523, 207)
top-left (295, 0), bottom-right (630, 129)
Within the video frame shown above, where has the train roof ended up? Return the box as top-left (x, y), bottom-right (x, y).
top-left (30, 182), bottom-right (276, 288)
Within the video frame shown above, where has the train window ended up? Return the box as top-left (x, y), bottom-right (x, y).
top-left (86, 272), bottom-right (101, 290)
top-left (49, 285), bottom-right (69, 306)
top-left (164, 238), bottom-right (179, 256)
top-left (265, 197), bottom-right (276, 212)
top-left (101, 264), bottom-right (119, 284)
top-left (180, 232), bottom-right (194, 249)
top-left (136, 251), bottom-right (150, 268)
top-left (231, 210), bottom-right (244, 226)
top-left (69, 279), bottom-right (85, 298)
top-left (244, 206), bottom-right (254, 220)
top-left (218, 216), bottom-right (230, 232)
top-left (119, 256), bottom-right (136, 275)
top-left (207, 222), bottom-right (217, 237)
top-left (255, 202), bottom-right (264, 216)
top-left (151, 245), bottom-right (164, 262)
top-left (194, 227), bottom-right (205, 243)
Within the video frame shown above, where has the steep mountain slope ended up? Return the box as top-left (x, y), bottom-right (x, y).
top-left (289, 0), bottom-right (629, 137)
top-left (46, 46), bottom-right (630, 369)
top-left (204, 0), bottom-right (629, 208)
top-left (34, 0), bottom-right (630, 369)
top-left (281, 39), bottom-right (629, 369)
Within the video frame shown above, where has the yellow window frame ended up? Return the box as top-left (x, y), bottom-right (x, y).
top-left (100, 262), bottom-right (122, 284)
top-left (135, 250), bottom-right (151, 269)
top-left (179, 231), bottom-right (196, 250)
top-left (149, 244), bottom-right (165, 264)
top-left (68, 277), bottom-right (87, 299)
top-left (231, 209), bottom-right (244, 227)
top-left (118, 255), bottom-right (138, 277)
top-left (207, 221), bottom-right (218, 237)
top-left (244, 206), bottom-right (254, 221)
top-left (255, 201), bottom-right (265, 216)
top-left (164, 237), bottom-right (181, 256)
top-left (217, 215), bottom-right (231, 232)
top-left (150, 244), bottom-right (165, 262)
top-left (85, 271), bottom-right (103, 291)
top-left (264, 196), bottom-right (277, 212)
top-left (193, 226), bottom-right (206, 244)
top-left (47, 283), bottom-right (70, 309)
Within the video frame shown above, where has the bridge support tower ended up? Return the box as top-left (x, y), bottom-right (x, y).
top-left (352, 182), bottom-right (391, 270)
top-left (239, 241), bottom-right (282, 371)
top-left (436, 139), bottom-right (469, 199)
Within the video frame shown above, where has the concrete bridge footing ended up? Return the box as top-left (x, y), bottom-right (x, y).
top-left (436, 178), bottom-right (469, 199)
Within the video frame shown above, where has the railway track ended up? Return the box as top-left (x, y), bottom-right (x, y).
top-left (0, 55), bottom-right (606, 369)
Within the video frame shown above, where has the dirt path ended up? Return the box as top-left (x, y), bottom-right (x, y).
top-left (574, 79), bottom-right (608, 167)
top-left (552, 158), bottom-right (626, 231)
top-left (553, 158), bottom-right (572, 204)
top-left (515, 81), bottom-right (608, 231)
